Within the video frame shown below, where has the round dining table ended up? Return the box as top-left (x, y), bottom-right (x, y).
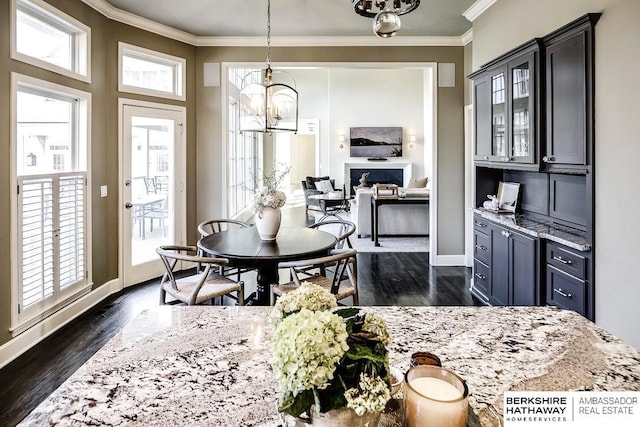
top-left (197, 226), bottom-right (337, 305)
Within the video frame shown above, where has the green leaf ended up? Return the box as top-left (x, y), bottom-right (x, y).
top-left (334, 307), bottom-right (359, 319)
top-left (279, 390), bottom-right (313, 418)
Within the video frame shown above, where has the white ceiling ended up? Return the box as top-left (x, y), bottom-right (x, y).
top-left (99, 0), bottom-right (476, 39)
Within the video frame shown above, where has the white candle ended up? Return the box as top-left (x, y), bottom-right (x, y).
top-left (411, 377), bottom-right (462, 401)
top-left (405, 375), bottom-right (467, 427)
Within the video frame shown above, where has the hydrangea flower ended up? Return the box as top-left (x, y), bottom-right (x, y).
top-left (271, 308), bottom-right (349, 395)
top-left (362, 312), bottom-right (393, 345)
top-left (269, 281), bottom-right (338, 324)
top-left (344, 373), bottom-right (391, 416)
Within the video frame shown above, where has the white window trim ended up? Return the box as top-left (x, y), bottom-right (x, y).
top-left (10, 72), bottom-right (93, 336)
top-left (10, 0), bottom-right (91, 83)
top-left (118, 42), bottom-right (186, 101)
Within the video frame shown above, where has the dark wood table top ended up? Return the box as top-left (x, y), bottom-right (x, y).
top-left (197, 226), bottom-right (337, 263)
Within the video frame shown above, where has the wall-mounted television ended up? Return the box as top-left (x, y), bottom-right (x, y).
top-left (350, 127), bottom-right (403, 158)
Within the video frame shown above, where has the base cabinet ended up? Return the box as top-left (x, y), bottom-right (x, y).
top-left (545, 241), bottom-right (591, 319)
top-left (472, 215), bottom-right (539, 307)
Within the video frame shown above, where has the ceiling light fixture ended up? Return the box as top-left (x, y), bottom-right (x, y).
top-left (352, 0), bottom-right (420, 38)
top-left (239, 0), bottom-right (298, 133)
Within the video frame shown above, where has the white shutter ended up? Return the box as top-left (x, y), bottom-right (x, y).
top-left (58, 175), bottom-right (85, 289)
top-left (17, 172), bottom-right (87, 319)
top-left (18, 176), bottom-right (54, 310)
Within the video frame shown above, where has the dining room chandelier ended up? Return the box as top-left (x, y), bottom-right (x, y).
top-left (352, 0), bottom-right (420, 38)
top-left (239, 0), bottom-right (298, 133)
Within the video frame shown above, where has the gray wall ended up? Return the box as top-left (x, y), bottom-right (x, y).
top-left (472, 0), bottom-right (640, 349)
top-left (0, 0), bottom-right (197, 347)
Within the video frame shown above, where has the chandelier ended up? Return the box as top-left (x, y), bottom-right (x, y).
top-left (239, 0), bottom-right (298, 133)
top-left (352, 0), bottom-right (420, 38)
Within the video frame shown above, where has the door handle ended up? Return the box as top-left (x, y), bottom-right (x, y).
top-left (125, 203), bottom-right (133, 209)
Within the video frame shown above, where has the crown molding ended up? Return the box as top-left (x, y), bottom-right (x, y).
top-left (463, 0), bottom-right (498, 22)
top-left (460, 29), bottom-right (473, 45)
top-left (81, 0), bottom-right (197, 45)
top-left (82, 0), bottom-right (467, 47)
top-left (195, 36), bottom-right (466, 47)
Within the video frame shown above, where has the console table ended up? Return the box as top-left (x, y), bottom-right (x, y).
top-left (370, 196), bottom-right (429, 246)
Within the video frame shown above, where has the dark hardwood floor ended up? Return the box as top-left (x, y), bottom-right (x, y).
top-left (0, 207), bottom-right (477, 426)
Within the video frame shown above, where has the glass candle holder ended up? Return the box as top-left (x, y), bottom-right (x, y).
top-left (410, 351), bottom-right (442, 368)
top-left (404, 365), bottom-right (469, 427)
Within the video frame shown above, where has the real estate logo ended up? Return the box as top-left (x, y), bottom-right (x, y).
top-left (504, 391), bottom-right (639, 426)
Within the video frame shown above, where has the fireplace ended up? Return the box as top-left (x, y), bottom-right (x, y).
top-left (344, 162), bottom-right (412, 196)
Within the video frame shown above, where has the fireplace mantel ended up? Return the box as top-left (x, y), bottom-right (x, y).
top-left (344, 162), bottom-right (412, 195)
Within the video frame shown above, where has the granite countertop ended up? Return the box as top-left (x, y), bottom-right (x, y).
top-left (474, 208), bottom-right (591, 251)
top-left (21, 306), bottom-right (640, 426)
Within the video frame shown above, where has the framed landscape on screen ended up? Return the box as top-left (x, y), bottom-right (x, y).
top-left (350, 126), bottom-right (403, 158)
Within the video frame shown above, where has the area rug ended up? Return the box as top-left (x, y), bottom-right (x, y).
top-left (350, 235), bottom-right (429, 253)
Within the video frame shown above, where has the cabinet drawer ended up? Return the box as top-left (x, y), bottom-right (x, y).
top-left (474, 231), bottom-right (491, 265)
top-left (546, 265), bottom-right (586, 316)
top-left (474, 216), bottom-right (491, 233)
top-left (473, 260), bottom-right (490, 299)
top-left (546, 243), bottom-right (586, 280)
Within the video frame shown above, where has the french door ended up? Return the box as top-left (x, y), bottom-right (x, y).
top-left (120, 100), bottom-right (186, 287)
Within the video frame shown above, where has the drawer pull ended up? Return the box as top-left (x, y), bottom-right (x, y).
top-left (475, 221), bottom-right (487, 228)
top-left (475, 244), bottom-right (487, 251)
top-left (474, 273), bottom-right (486, 280)
top-left (553, 256), bottom-right (572, 265)
top-left (554, 288), bottom-right (573, 298)
top-left (543, 156), bottom-right (555, 162)
top-left (501, 230), bottom-right (511, 238)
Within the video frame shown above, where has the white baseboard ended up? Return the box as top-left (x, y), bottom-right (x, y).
top-left (0, 278), bottom-right (122, 369)
top-left (432, 254), bottom-right (466, 266)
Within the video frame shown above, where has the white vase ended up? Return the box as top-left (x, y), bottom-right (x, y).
top-left (255, 206), bottom-right (281, 241)
top-left (310, 407), bottom-right (381, 427)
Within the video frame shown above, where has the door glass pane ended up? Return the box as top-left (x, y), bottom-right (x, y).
top-left (512, 64), bottom-right (530, 157)
top-left (491, 72), bottom-right (506, 157)
top-left (130, 116), bottom-right (174, 266)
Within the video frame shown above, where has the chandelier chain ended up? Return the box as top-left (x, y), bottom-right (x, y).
top-left (266, 0), bottom-right (271, 68)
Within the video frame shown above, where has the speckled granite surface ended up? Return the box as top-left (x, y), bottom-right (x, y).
top-left (474, 208), bottom-right (591, 251)
top-left (21, 306), bottom-right (640, 426)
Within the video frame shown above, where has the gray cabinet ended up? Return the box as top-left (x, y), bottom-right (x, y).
top-left (543, 14), bottom-right (600, 172)
top-left (472, 215), bottom-right (539, 307)
top-left (490, 222), bottom-right (538, 306)
top-left (545, 242), bottom-right (592, 319)
top-left (469, 40), bottom-right (542, 170)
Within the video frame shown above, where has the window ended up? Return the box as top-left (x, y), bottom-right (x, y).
top-left (11, 0), bottom-right (91, 82)
top-left (119, 43), bottom-right (186, 100)
top-left (227, 100), bottom-right (260, 217)
top-left (12, 74), bottom-right (91, 334)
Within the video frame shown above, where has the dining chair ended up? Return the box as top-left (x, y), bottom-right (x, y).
top-left (307, 219), bottom-right (357, 281)
top-left (156, 245), bottom-right (244, 306)
top-left (271, 248), bottom-right (358, 306)
top-left (197, 219), bottom-right (254, 279)
top-left (308, 219), bottom-right (355, 249)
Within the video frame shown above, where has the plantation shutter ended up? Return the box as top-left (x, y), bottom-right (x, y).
top-left (17, 172), bottom-right (87, 315)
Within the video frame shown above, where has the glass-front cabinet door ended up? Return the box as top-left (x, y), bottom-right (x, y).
top-left (491, 70), bottom-right (507, 160)
top-left (508, 54), bottom-right (535, 164)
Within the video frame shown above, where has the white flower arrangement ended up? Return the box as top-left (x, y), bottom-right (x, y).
top-left (252, 165), bottom-right (290, 214)
top-left (270, 284), bottom-right (393, 419)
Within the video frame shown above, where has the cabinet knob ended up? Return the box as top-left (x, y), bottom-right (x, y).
top-left (543, 156), bottom-right (555, 162)
top-left (475, 244), bottom-right (487, 251)
top-left (475, 221), bottom-right (487, 228)
top-left (554, 288), bottom-right (573, 298)
top-left (484, 156), bottom-right (489, 160)
top-left (501, 230), bottom-right (511, 237)
top-left (474, 273), bottom-right (486, 280)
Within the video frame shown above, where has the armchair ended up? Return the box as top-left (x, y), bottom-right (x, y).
top-left (301, 176), bottom-right (336, 214)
